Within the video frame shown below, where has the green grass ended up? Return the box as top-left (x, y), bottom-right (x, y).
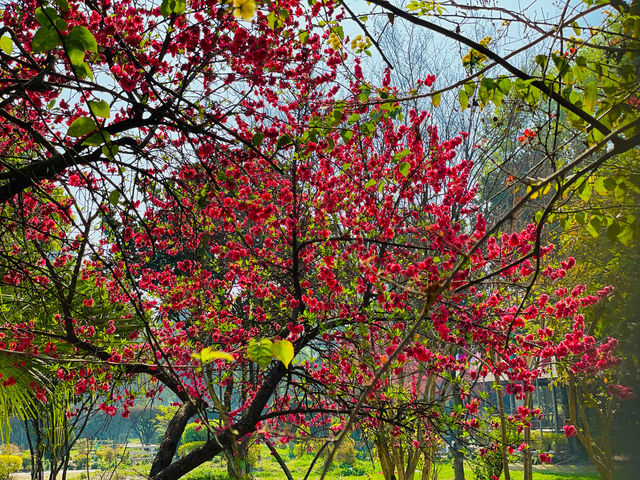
top-left (164, 452), bottom-right (601, 480)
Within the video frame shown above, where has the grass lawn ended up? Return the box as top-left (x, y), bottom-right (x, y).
top-left (172, 452), bottom-right (601, 480)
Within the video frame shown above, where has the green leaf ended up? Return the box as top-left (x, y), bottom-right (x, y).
top-left (102, 144), bottom-right (119, 160)
top-left (458, 89), bottom-right (469, 111)
top-left (594, 177), bottom-right (607, 195)
top-left (160, 0), bottom-right (171, 17)
top-left (578, 181), bottom-right (592, 202)
top-left (67, 42), bottom-right (85, 66)
top-left (534, 210), bottom-right (543, 223)
top-left (399, 162), bottom-right (410, 177)
top-left (32, 27), bottom-right (61, 53)
top-left (88, 100), bottom-right (110, 118)
top-left (73, 62), bottom-right (93, 81)
top-left (587, 217), bottom-right (601, 238)
top-left (54, 0), bottom-right (70, 12)
top-left (55, 18), bottom-right (68, 31)
top-left (393, 148), bottom-right (411, 160)
top-left (498, 78), bottom-right (511, 94)
top-left (346, 113), bottom-right (360, 125)
top-left (341, 129), bottom-right (353, 143)
top-left (82, 131), bottom-right (111, 146)
top-left (534, 54), bottom-right (547, 68)
top-left (298, 30), bottom-right (309, 44)
top-left (584, 81), bottom-right (597, 113)
top-left (68, 117), bottom-right (97, 137)
top-left (69, 26), bottom-right (98, 53)
top-left (108, 190), bottom-right (121, 208)
top-left (572, 22), bottom-right (581, 36)
top-left (464, 82), bottom-right (475, 96)
top-left (251, 132), bottom-right (265, 147)
top-left (606, 221), bottom-right (620, 242)
top-left (247, 339), bottom-right (274, 369)
top-left (617, 226), bottom-right (633, 246)
top-left (172, 0), bottom-right (187, 15)
top-left (364, 178), bottom-right (376, 189)
top-left (271, 340), bottom-right (294, 368)
top-left (160, 0), bottom-right (186, 16)
top-left (35, 7), bottom-right (59, 27)
top-left (276, 134), bottom-right (292, 149)
top-left (603, 177), bottom-right (616, 191)
top-left (432, 92), bottom-right (441, 108)
top-left (0, 36), bottom-right (12, 55)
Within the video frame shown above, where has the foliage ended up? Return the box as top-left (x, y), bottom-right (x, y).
top-left (472, 450), bottom-right (503, 480)
top-left (178, 442), bottom-right (206, 459)
top-left (182, 423), bottom-right (210, 444)
top-left (0, 455), bottom-right (22, 480)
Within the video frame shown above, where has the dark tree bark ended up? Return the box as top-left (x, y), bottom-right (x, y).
top-left (150, 401), bottom-right (199, 477)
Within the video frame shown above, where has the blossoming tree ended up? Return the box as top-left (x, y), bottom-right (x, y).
top-left (0, 2), bottom-right (633, 480)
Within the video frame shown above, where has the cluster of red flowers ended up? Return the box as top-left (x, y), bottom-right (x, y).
top-left (518, 128), bottom-right (537, 143)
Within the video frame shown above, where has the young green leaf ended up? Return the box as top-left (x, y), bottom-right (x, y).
top-left (69, 26), bottom-right (98, 53)
top-left (67, 117), bottom-right (97, 137)
top-left (247, 339), bottom-right (274, 369)
top-left (0, 36), bottom-right (13, 55)
top-left (399, 162), bottom-right (410, 178)
top-left (432, 92), bottom-right (441, 108)
top-left (458, 89), bottom-right (469, 111)
top-left (364, 178), bottom-right (377, 189)
top-left (32, 27), bottom-right (61, 53)
top-left (88, 100), bottom-right (110, 118)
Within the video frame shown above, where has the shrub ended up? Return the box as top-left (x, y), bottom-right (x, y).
top-left (19, 451), bottom-right (30, 472)
top-left (246, 444), bottom-right (265, 468)
top-left (0, 455), bottom-right (22, 480)
top-left (529, 431), bottom-right (568, 452)
top-left (182, 423), bottom-right (210, 444)
top-left (334, 439), bottom-right (356, 467)
top-left (178, 441), bottom-right (206, 458)
top-left (96, 445), bottom-right (118, 468)
top-left (472, 450), bottom-right (503, 480)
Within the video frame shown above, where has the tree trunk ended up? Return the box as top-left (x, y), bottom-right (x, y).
top-left (496, 382), bottom-right (511, 480)
top-left (523, 391), bottom-right (533, 480)
top-left (375, 435), bottom-right (397, 480)
top-left (265, 440), bottom-right (294, 480)
top-left (150, 401), bottom-right (199, 477)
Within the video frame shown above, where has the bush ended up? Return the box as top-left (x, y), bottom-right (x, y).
top-left (246, 444), bottom-right (265, 468)
top-left (334, 439), bottom-right (356, 467)
top-left (19, 451), bottom-right (30, 472)
top-left (0, 455), bottom-right (23, 480)
top-left (472, 450), bottom-right (503, 480)
top-left (178, 441), bottom-right (206, 458)
top-left (182, 423), bottom-right (210, 444)
top-left (529, 431), bottom-right (568, 452)
top-left (96, 445), bottom-right (118, 468)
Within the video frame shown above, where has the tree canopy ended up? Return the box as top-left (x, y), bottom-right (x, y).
top-left (0, 1), bottom-right (637, 480)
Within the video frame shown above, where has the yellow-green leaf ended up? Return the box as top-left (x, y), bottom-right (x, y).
top-left (67, 117), bottom-right (97, 137)
top-left (0, 36), bottom-right (13, 55)
top-left (88, 99), bottom-right (110, 118)
top-left (271, 340), bottom-right (294, 368)
top-left (247, 338), bottom-right (274, 369)
top-left (193, 348), bottom-right (234, 364)
top-left (432, 92), bottom-right (441, 108)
